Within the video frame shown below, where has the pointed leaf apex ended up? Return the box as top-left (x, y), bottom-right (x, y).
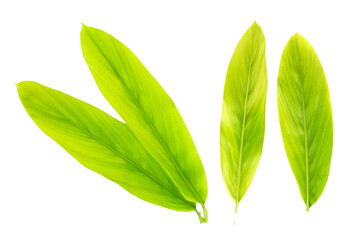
top-left (292, 32), bottom-right (303, 40)
top-left (251, 20), bottom-right (259, 28)
top-left (16, 81), bottom-right (30, 90)
top-left (81, 23), bottom-right (92, 34)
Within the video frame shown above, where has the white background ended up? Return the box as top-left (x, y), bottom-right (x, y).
top-left (1, 0), bottom-right (359, 239)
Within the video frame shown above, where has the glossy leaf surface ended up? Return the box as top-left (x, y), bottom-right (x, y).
top-left (220, 22), bottom-right (267, 211)
top-left (277, 33), bottom-right (333, 210)
top-left (80, 25), bottom-right (207, 206)
top-left (17, 81), bottom-right (196, 212)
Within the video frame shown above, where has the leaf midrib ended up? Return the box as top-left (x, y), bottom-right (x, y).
top-left (235, 33), bottom-right (254, 206)
top-left (85, 31), bottom-right (204, 205)
top-left (294, 39), bottom-right (310, 210)
top-left (43, 90), bottom-right (195, 209)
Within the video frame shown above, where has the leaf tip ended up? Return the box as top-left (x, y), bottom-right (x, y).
top-left (15, 81), bottom-right (27, 91)
top-left (16, 81), bottom-right (29, 100)
top-left (80, 23), bottom-right (92, 47)
top-left (249, 20), bottom-right (264, 38)
top-left (291, 32), bottom-right (305, 41)
top-left (16, 81), bottom-right (38, 96)
top-left (251, 20), bottom-right (260, 29)
top-left (81, 22), bottom-right (89, 29)
top-left (81, 23), bottom-right (90, 33)
top-left (81, 23), bottom-right (95, 38)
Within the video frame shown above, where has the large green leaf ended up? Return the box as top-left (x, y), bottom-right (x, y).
top-left (277, 33), bottom-right (333, 210)
top-left (80, 25), bottom-right (207, 207)
top-left (220, 22), bottom-right (267, 212)
top-left (17, 81), bottom-right (196, 212)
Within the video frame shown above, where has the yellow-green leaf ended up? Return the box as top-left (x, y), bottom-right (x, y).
top-left (220, 22), bottom-right (267, 212)
top-left (17, 81), bottom-right (196, 212)
top-left (277, 33), bottom-right (333, 210)
top-left (80, 25), bottom-right (207, 207)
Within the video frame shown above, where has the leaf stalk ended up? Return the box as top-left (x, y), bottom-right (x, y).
top-left (195, 204), bottom-right (208, 224)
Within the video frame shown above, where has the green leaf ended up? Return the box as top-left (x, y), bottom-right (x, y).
top-left (17, 81), bottom-right (196, 212)
top-left (80, 25), bottom-right (207, 207)
top-left (277, 33), bottom-right (333, 211)
top-left (220, 22), bottom-right (267, 212)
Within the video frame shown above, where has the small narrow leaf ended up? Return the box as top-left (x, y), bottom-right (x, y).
top-left (80, 25), bottom-right (208, 208)
top-left (277, 33), bottom-right (333, 210)
top-left (17, 81), bottom-right (196, 212)
top-left (220, 22), bottom-right (267, 211)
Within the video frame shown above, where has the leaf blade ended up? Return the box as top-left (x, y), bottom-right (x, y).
top-left (277, 33), bottom-right (333, 210)
top-left (220, 22), bottom-right (267, 209)
top-left (80, 25), bottom-right (207, 204)
top-left (17, 81), bottom-right (196, 212)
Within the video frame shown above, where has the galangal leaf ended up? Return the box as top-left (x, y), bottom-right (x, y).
top-left (80, 25), bottom-right (208, 208)
top-left (277, 33), bottom-right (333, 210)
top-left (17, 81), bottom-right (196, 212)
top-left (220, 22), bottom-right (267, 212)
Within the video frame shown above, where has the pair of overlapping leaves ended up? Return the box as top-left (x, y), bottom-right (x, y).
top-left (220, 22), bottom-right (333, 212)
top-left (17, 25), bottom-right (208, 223)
